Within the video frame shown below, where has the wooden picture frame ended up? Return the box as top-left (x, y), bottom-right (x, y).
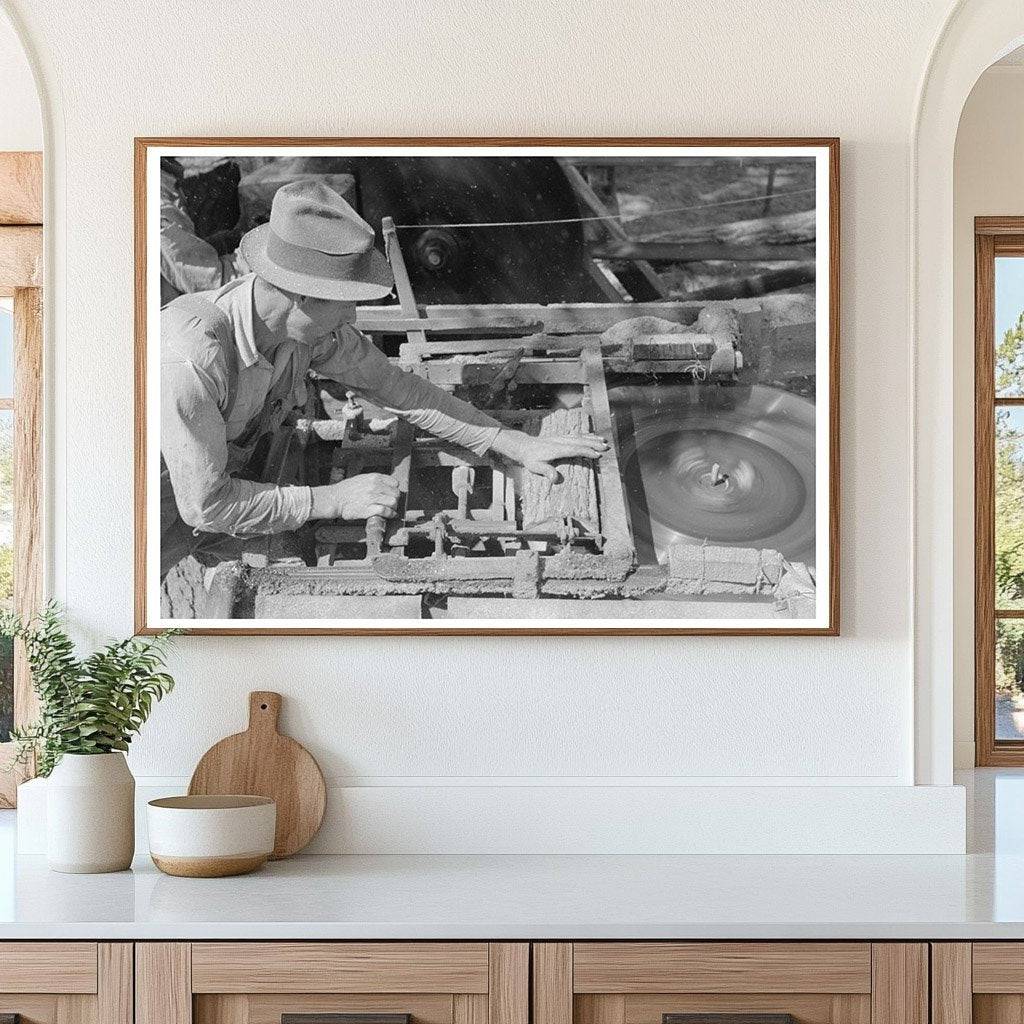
top-left (0, 151), bottom-right (43, 806)
top-left (136, 137), bottom-right (839, 636)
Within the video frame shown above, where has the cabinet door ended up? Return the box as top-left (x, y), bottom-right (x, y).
top-left (0, 942), bottom-right (132, 1024)
top-left (137, 943), bottom-right (528, 1024)
top-left (534, 943), bottom-right (927, 1024)
top-left (936, 943), bottom-right (1024, 1024)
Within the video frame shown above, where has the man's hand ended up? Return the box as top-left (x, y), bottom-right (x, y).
top-left (309, 473), bottom-right (400, 521)
top-left (490, 428), bottom-right (609, 482)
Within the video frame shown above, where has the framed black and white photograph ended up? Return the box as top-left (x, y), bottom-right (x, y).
top-left (135, 138), bottom-right (839, 635)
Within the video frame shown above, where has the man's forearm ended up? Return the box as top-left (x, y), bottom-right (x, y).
top-left (371, 371), bottom-right (502, 456)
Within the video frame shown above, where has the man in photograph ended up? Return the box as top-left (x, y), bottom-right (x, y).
top-left (159, 157), bottom-right (247, 304)
top-left (160, 180), bottom-right (608, 583)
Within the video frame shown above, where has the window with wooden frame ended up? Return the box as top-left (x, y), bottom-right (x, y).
top-left (974, 217), bottom-right (1024, 765)
top-left (0, 151), bottom-right (43, 806)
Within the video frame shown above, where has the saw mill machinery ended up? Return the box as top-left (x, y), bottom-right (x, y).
top-left (219, 217), bottom-right (818, 622)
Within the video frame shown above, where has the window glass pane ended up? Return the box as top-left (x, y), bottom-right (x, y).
top-left (997, 407), bottom-right (1024, 609)
top-left (0, 401), bottom-right (11, 742)
top-left (996, 257), bottom-right (1024, 396)
top-left (998, 620), bottom-right (1024, 740)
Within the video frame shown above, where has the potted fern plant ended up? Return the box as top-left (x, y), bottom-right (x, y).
top-left (2, 604), bottom-right (177, 873)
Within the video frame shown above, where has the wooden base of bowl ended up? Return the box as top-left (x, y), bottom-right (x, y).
top-left (151, 853), bottom-right (268, 878)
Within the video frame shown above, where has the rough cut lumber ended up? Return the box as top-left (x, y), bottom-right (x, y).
top-left (579, 346), bottom-right (635, 560)
top-left (590, 240), bottom-right (814, 263)
top-left (0, 152), bottom-right (42, 225)
top-left (651, 208), bottom-right (815, 246)
top-left (685, 263), bottom-right (815, 300)
top-left (521, 408), bottom-right (599, 530)
top-left (557, 157), bottom-right (669, 298)
top-left (442, 597), bottom-right (780, 619)
top-left (0, 225), bottom-right (42, 291)
top-left (667, 544), bottom-right (784, 596)
top-left (356, 299), bottom-right (762, 336)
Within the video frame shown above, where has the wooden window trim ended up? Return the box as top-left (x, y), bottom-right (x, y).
top-left (975, 217), bottom-right (1024, 765)
top-left (0, 151), bottom-right (43, 807)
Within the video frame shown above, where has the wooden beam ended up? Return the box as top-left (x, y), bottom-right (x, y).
top-left (14, 287), bottom-right (42, 726)
top-left (590, 239), bottom-right (815, 262)
top-left (564, 155), bottom-right (805, 168)
top-left (0, 286), bottom-right (42, 807)
top-left (357, 299), bottom-right (762, 336)
top-left (0, 152), bottom-right (42, 225)
top-left (358, 315), bottom-right (547, 335)
top-left (420, 360), bottom-right (585, 387)
top-left (558, 158), bottom-right (669, 299)
top-left (0, 226), bottom-right (42, 289)
top-left (580, 345), bottom-right (634, 561)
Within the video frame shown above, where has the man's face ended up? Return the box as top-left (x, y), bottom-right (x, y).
top-left (285, 292), bottom-right (358, 343)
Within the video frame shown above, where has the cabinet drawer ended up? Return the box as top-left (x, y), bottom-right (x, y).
top-left (0, 942), bottom-right (130, 1024)
top-left (0, 942), bottom-right (98, 993)
top-left (572, 943), bottom-right (872, 994)
top-left (934, 942), bottom-right (1024, 1024)
top-left (191, 942), bottom-right (490, 993)
top-left (534, 944), bottom-right (926, 1024)
top-left (139, 942), bottom-right (528, 1024)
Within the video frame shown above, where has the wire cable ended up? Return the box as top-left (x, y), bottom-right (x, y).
top-left (393, 187), bottom-right (817, 230)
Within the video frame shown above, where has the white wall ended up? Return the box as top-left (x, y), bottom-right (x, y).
top-left (952, 64), bottom-right (1024, 768)
top-left (0, 0), bottom-right (975, 851)
top-left (0, 8), bottom-right (40, 151)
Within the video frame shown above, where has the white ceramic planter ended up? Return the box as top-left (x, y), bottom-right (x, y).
top-left (46, 752), bottom-right (135, 873)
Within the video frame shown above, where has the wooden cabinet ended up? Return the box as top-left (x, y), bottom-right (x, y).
top-left (0, 938), bottom-right (941, 1024)
top-left (0, 942), bottom-right (132, 1024)
top-left (136, 943), bottom-right (528, 1024)
top-left (532, 944), bottom-right (928, 1024)
top-left (931, 943), bottom-right (1024, 1024)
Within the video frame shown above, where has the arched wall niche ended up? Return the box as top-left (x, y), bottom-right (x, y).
top-left (0, 4), bottom-right (42, 151)
top-left (914, 0), bottom-right (1024, 785)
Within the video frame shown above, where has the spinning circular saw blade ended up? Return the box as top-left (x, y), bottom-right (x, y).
top-left (615, 384), bottom-right (817, 569)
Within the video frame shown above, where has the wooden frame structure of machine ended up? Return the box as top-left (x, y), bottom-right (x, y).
top-left (218, 220), bottom-right (824, 629)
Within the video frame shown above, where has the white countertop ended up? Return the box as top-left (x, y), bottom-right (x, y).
top-left (0, 848), bottom-right (1022, 940)
top-left (1, 769), bottom-right (1021, 941)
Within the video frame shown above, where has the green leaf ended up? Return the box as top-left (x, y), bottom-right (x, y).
top-left (8, 604), bottom-right (178, 775)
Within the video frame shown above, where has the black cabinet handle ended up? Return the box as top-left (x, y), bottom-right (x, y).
top-left (283, 1015), bottom-right (411, 1024)
top-left (664, 1015), bottom-right (796, 1024)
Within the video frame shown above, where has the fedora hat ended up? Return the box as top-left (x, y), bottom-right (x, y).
top-left (240, 180), bottom-right (394, 301)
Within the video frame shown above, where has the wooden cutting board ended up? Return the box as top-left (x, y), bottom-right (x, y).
top-left (188, 691), bottom-right (326, 859)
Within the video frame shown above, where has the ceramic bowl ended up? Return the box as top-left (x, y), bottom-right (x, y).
top-left (147, 795), bottom-right (276, 877)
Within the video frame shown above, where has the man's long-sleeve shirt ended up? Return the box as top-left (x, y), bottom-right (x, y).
top-left (159, 171), bottom-right (244, 303)
top-left (160, 275), bottom-right (501, 538)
